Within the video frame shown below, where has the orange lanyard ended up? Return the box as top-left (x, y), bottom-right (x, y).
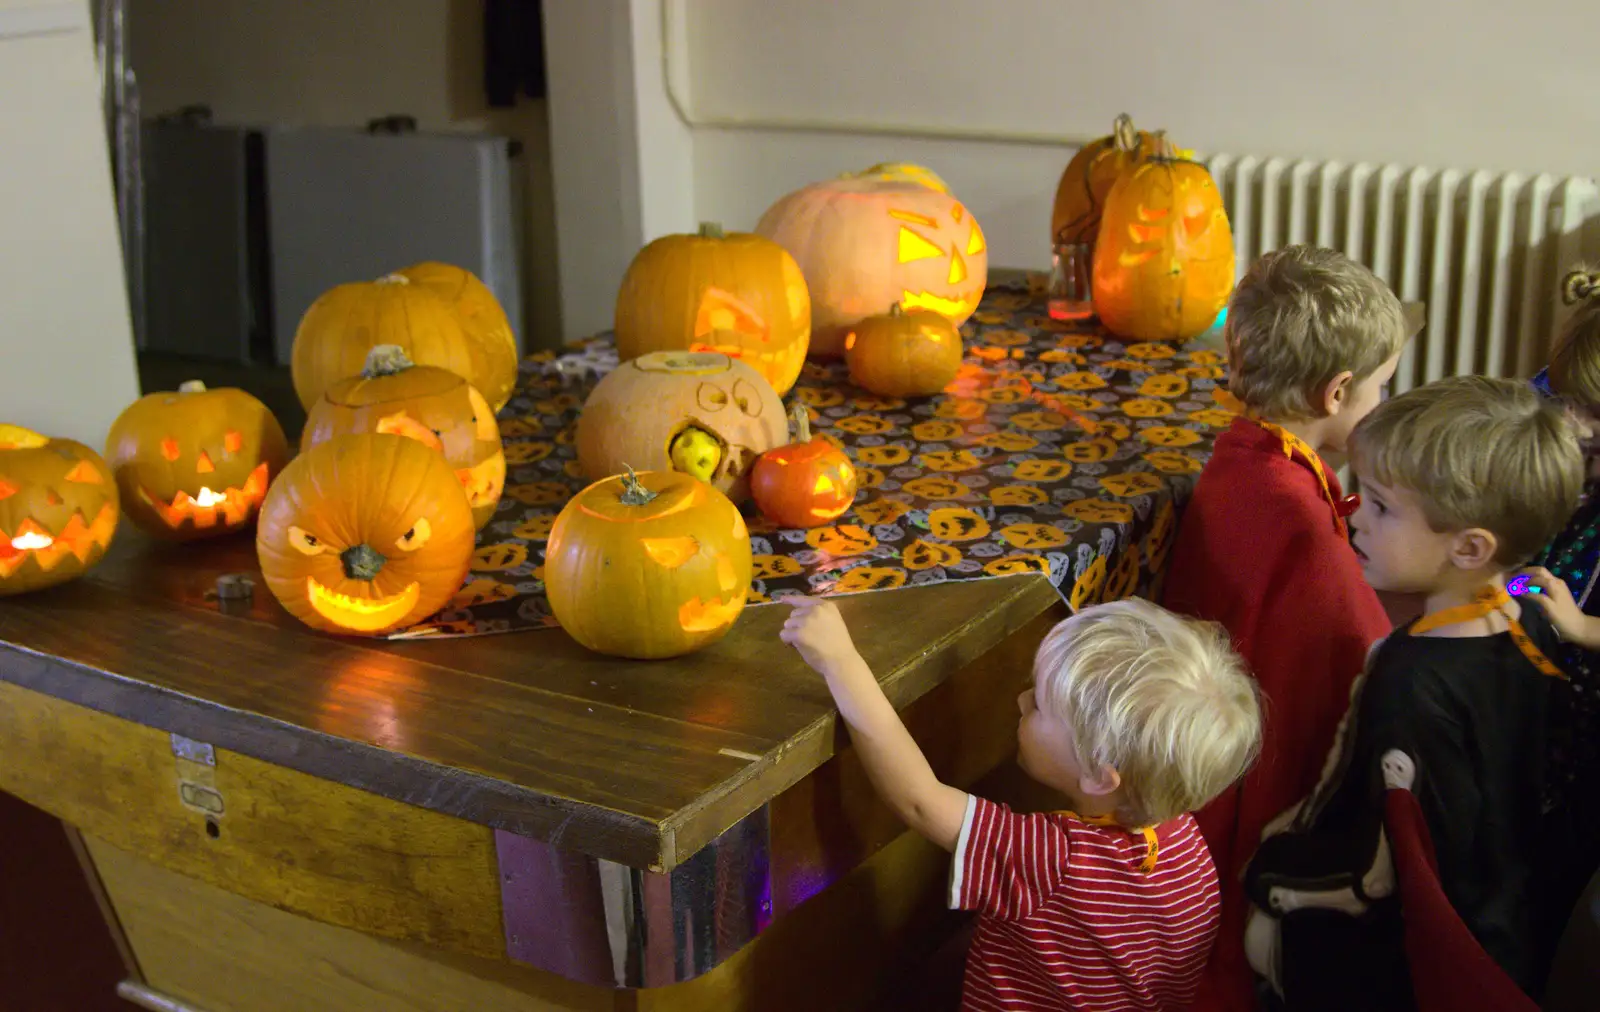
top-left (1410, 585), bottom-right (1567, 680)
top-left (1054, 810), bottom-right (1160, 872)
top-left (1214, 390), bottom-right (1347, 535)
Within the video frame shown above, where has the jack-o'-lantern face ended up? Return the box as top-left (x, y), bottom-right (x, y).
top-left (750, 404), bottom-right (859, 529)
top-left (302, 347), bottom-right (506, 530)
top-left (1102, 547), bottom-right (1141, 603)
top-left (107, 381), bottom-right (290, 541)
top-left (1070, 553), bottom-right (1108, 611)
top-left (927, 507), bottom-right (991, 541)
top-left (903, 539), bottom-right (962, 570)
top-left (255, 434), bottom-right (477, 637)
top-left (985, 554), bottom-right (1049, 577)
top-left (575, 351), bottom-right (787, 503)
top-left (1145, 500), bottom-right (1177, 571)
top-left (0, 425), bottom-right (119, 595)
top-left (834, 566), bottom-right (907, 592)
top-left (754, 178), bottom-right (989, 356)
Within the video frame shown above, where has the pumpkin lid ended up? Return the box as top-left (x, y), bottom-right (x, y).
top-left (577, 467), bottom-right (705, 523)
top-left (0, 424), bottom-right (47, 450)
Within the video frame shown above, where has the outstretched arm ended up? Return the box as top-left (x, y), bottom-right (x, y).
top-left (781, 596), bottom-right (969, 851)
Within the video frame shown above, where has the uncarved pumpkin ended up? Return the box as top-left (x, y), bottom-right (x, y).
top-left (106, 380), bottom-right (289, 541)
top-left (302, 344), bottom-right (506, 529)
top-left (1092, 142), bottom-right (1236, 343)
top-left (575, 351), bottom-right (786, 502)
top-left (1050, 114), bottom-right (1171, 256)
top-left (0, 424), bottom-right (119, 596)
top-left (291, 271), bottom-right (514, 412)
top-left (614, 222), bottom-right (811, 396)
top-left (755, 177), bottom-right (988, 357)
top-left (394, 261), bottom-right (520, 411)
top-left (545, 468), bottom-right (752, 659)
top-left (750, 403), bottom-right (858, 529)
top-left (845, 303), bottom-right (964, 397)
top-left (256, 433), bottom-right (475, 637)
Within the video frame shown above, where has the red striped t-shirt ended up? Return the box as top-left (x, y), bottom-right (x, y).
top-left (949, 796), bottom-right (1221, 1011)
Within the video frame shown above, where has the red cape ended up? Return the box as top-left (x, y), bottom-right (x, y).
top-left (1161, 418), bottom-right (1391, 1011)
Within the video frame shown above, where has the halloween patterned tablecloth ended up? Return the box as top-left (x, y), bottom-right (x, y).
top-left (388, 279), bottom-right (1233, 639)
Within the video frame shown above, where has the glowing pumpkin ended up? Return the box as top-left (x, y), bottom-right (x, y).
top-left (291, 268), bottom-right (517, 412)
top-left (302, 345), bottom-right (506, 530)
top-left (614, 222), bottom-right (811, 396)
top-left (256, 434), bottom-right (475, 637)
top-left (1049, 114), bottom-right (1170, 255)
top-left (393, 261), bottom-right (520, 411)
top-left (545, 468), bottom-right (752, 659)
top-left (1092, 142), bottom-right (1235, 343)
top-left (575, 351), bottom-right (786, 502)
top-left (106, 381), bottom-right (289, 541)
top-left (0, 425), bottom-right (119, 596)
top-left (754, 177), bottom-right (988, 357)
top-left (750, 403), bottom-right (858, 528)
top-left (844, 303), bottom-right (964, 397)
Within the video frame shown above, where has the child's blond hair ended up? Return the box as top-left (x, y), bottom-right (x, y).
top-left (1350, 375), bottom-right (1584, 566)
top-left (1226, 244), bottom-right (1408, 420)
top-left (1547, 266), bottom-right (1600, 408)
top-left (1033, 598), bottom-right (1261, 827)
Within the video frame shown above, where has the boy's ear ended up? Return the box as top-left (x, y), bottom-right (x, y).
top-left (1318, 370), bottom-right (1356, 417)
top-left (1448, 528), bottom-right (1500, 571)
top-left (1079, 763), bottom-right (1122, 799)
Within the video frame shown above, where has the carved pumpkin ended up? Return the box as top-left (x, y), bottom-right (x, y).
top-left (1092, 141), bottom-right (1235, 343)
top-left (256, 434), bottom-right (475, 636)
top-left (302, 345), bottom-right (506, 530)
top-left (291, 270), bottom-right (516, 412)
top-left (575, 351), bottom-right (786, 502)
top-left (844, 304), bottom-right (963, 398)
top-left (1049, 114), bottom-right (1169, 253)
top-left (545, 468), bottom-right (752, 659)
top-left (755, 177), bottom-right (988, 356)
top-left (843, 162), bottom-right (951, 193)
top-left (0, 425), bottom-right (119, 595)
top-left (393, 261), bottom-right (520, 411)
top-left (106, 381), bottom-right (289, 541)
top-left (615, 223), bottom-right (811, 396)
top-left (750, 404), bottom-right (858, 529)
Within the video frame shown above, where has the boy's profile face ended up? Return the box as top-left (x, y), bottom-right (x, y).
top-left (1016, 684), bottom-right (1090, 801)
top-left (1349, 473), bottom-right (1457, 593)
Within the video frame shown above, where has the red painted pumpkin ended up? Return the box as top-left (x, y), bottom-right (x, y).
top-left (750, 404), bottom-right (858, 528)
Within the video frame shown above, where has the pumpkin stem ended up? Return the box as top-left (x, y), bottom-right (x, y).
top-left (362, 344), bottom-right (416, 378)
top-left (178, 380), bottom-right (207, 394)
top-left (697, 222), bottom-right (726, 239)
top-left (340, 543), bottom-right (387, 581)
top-left (789, 401), bottom-right (812, 444)
top-left (1149, 130), bottom-right (1179, 161)
top-left (887, 303), bottom-right (905, 318)
top-left (618, 465), bottom-right (658, 506)
top-left (375, 273), bottom-right (410, 285)
top-left (1111, 113), bottom-right (1138, 153)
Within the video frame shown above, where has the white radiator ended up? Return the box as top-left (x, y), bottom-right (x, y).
top-left (1203, 155), bottom-right (1600, 392)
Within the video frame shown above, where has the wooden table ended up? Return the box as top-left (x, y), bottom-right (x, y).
top-left (0, 524), bottom-right (1066, 1011)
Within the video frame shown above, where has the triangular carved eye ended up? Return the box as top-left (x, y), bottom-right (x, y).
top-left (0, 479), bottom-right (15, 500)
top-left (64, 460), bottom-right (103, 484)
top-left (966, 222), bottom-right (985, 256)
top-left (224, 430), bottom-right (243, 454)
top-left (161, 438), bottom-right (180, 461)
top-left (898, 227), bottom-right (943, 263)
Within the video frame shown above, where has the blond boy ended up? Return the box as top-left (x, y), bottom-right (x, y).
top-left (781, 596), bottom-right (1261, 1011)
top-left (1243, 376), bottom-right (1583, 1007)
top-left (1160, 244), bottom-right (1413, 1011)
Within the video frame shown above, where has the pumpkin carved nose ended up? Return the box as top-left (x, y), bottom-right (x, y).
top-left (195, 451), bottom-right (214, 473)
top-left (341, 543), bottom-right (387, 581)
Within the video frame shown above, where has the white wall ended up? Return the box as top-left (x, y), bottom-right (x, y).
top-left (0, 1), bottom-right (141, 451)
top-left (546, 0), bottom-right (1600, 317)
top-left (131, 0), bottom-right (565, 349)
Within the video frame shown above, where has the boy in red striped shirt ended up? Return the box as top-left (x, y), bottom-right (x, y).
top-left (782, 595), bottom-right (1263, 1010)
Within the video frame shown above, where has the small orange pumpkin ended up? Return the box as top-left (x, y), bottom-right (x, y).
top-left (106, 381), bottom-right (289, 541)
top-left (615, 223), bottom-right (811, 396)
top-left (844, 304), bottom-right (964, 397)
top-left (750, 404), bottom-right (858, 528)
top-left (545, 468), bottom-right (752, 659)
top-left (1050, 114), bottom-right (1171, 254)
top-left (256, 434), bottom-right (475, 637)
top-left (1092, 138), bottom-right (1236, 343)
top-left (302, 345), bottom-right (506, 530)
top-left (0, 425), bottom-right (119, 596)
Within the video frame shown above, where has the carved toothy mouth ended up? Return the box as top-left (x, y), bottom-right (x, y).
top-left (900, 288), bottom-right (983, 318)
top-left (0, 503), bottom-right (119, 578)
top-left (306, 577), bottom-right (421, 633)
top-left (678, 590), bottom-right (747, 633)
top-left (138, 463), bottom-right (271, 530)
